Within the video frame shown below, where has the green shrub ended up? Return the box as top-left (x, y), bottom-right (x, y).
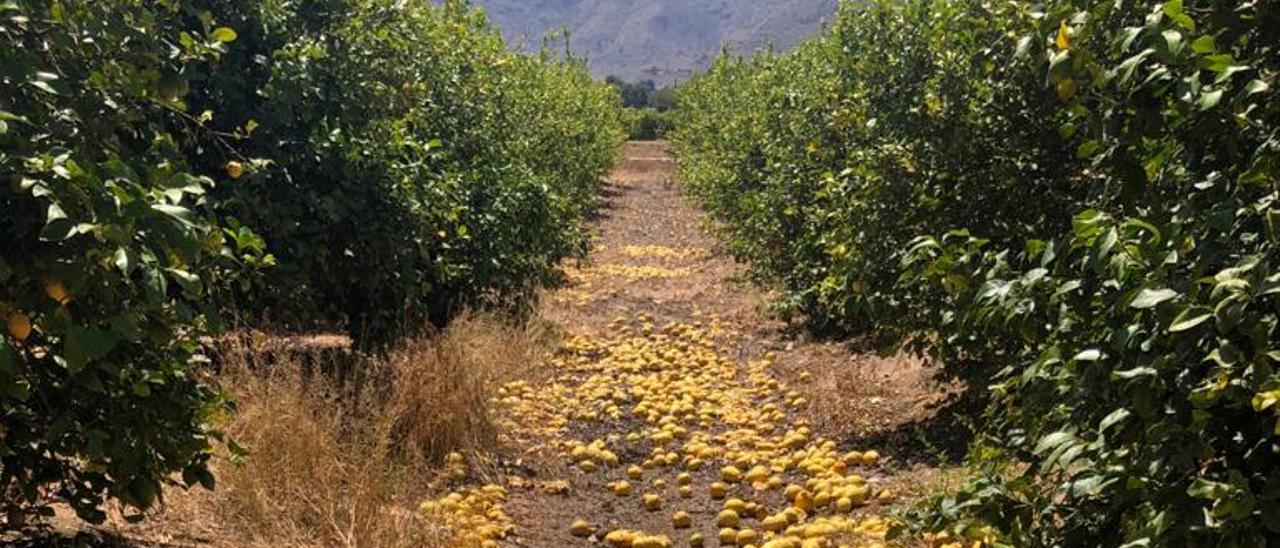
top-left (0, 0), bottom-right (267, 523)
top-left (626, 108), bottom-right (675, 140)
top-left (1, 0), bottom-right (621, 523)
top-left (673, 0), bottom-right (1279, 544)
top-left (191, 0), bottom-right (624, 346)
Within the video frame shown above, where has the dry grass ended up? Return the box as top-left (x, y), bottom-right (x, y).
top-left (135, 314), bottom-right (552, 548)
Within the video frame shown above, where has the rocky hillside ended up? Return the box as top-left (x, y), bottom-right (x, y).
top-left (474, 0), bottom-right (838, 83)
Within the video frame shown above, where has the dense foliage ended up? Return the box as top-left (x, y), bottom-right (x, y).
top-left (672, 0), bottom-right (1278, 545)
top-left (1, 0), bottom-right (621, 523)
top-left (606, 76), bottom-right (677, 111)
top-left (606, 78), bottom-right (676, 140)
top-left (624, 108), bottom-right (675, 141)
top-left (200, 0), bottom-right (624, 345)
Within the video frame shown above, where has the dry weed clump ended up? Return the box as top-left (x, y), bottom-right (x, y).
top-left (148, 314), bottom-right (549, 547)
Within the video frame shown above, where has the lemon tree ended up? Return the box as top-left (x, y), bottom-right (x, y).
top-left (1, 0), bottom-right (621, 522)
top-left (673, 0), bottom-right (1279, 544)
top-left (0, 0), bottom-right (268, 523)
top-left (193, 0), bottom-right (623, 347)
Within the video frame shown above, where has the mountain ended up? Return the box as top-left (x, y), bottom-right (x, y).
top-left (472, 0), bottom-right (839, 83)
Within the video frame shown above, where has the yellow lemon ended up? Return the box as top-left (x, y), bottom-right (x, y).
top-left (43, 280), bottom-right (70, 304)
top-left (715, 509), bottom-right (740, 528)
top-left (611, 481), bottom-right (633, 496)
top-left (709, 482), bottom-right (729, 499)
top-left (724, 498), bottom-right (747, 514)
top-left (7, 313), bottom-right (32, 342)
top-left (720, 465), bottom-right (743, 483)
top-left (642, 493), bottom-right (662, 511)
top-left (835, 497), bottom-right (853, 513)
top-left (605, 530), bottom-right (637, 546)
top-left (718, 528), bottom-right (738, 545)
top-left (570, 519), bottom-right (594, 537)
top-left (632, 536), bottom-right (673, 548)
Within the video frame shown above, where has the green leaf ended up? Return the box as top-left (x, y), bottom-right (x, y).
top-left (1253, 389), bottom-right (1280, 412)
top-left (1072, 349), bottom-right (1103, 362)
top-left (1072, 209), bottom-right (1109, 240)
top-left (1197, 89), bottom-right (1224, 111)
top-left (29, 80), bottom-right (61, 95)
top-left (40, 203), bottom-right (74, 241)
top-left (152, 204), bottom-right (196, 227)
top-left (1162, 0), bottom-right (1195, 31)
top-left (209, 27), bottom-right (238, 43)
top-left (1112, 367), bottom-right (1157, 380)
top-left (1070, 475), bottom-right (1111, 497)
top-left (114, 248), bottom-right (134, 274)
top-left (1076, 140), bottom-right (1103, 159)
top-left (166, 268), bottom-right (203, 297)
top-left (1160, 30), bottom-right (1184, 55)
top-left (1099, 408), bottom-right (1131, 433)
top-left (1034, 431), bottom-right (1075, 455)
top-left (1188, 477), bottom-right (1227, 499)
top-left (1131, 288), bottom-right (1178, 309)
top-left (1169, 307), bottom-right (1212, 332)
top-left (1190, 35), bottom-right (1215, 54)
top-left (63, 327), bottom-right (119, 373)
top-left (0, 341), bottom-right (16, 375)
top-left (1245, 79), bottom-right (1269, 96)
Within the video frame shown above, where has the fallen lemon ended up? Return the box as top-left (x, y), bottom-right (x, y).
top-left (642, 493), bottom-right (661, 511)
top-left (709, 482), bottom-right (729, 499)
top-left (632, 536), bottom-right (672, 548)
top-left (672, 511), bottom-right (692, 528)
top-left (715, 509), bottom-right (740, 528)
top-left (605, 530), bottom-right (637, 546)
top-left (569, 519), bottom-right (594, 537)
top-left (611, 480), bottom-right (633, 496)
top-left (720, 465), bottom-right (742, 483)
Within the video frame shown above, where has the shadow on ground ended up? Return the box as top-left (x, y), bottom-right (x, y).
top-left (840, 388), bottom-right (986, 468)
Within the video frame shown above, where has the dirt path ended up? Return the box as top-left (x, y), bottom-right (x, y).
top-left (425, 143), bottom-right (952, 547)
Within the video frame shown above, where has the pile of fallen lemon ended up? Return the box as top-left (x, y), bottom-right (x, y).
top-left (420, 483), bottom-right (514, 547)
top-left (552, 250), bottom-right (697, 306)
top-left (619, 245), bottom-right (705, 261)
top-left (422, 316), bottom-right (904, 547)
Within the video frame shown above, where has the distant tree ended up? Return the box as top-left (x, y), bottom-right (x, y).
top-left (606, 76), bottom-right (674, 111)
top-left (649, 87), bottom-right (677, 111)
